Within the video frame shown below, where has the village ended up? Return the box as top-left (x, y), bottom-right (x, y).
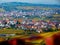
top-left (0, 7), bottom-right (60, 34)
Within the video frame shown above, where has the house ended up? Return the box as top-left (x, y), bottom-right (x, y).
top-left (9, 20), bottom-right (16, 28)
top-left (36, 29), bottom-right (43, 33)
top-left (0, 23), bottom-right (5, 28)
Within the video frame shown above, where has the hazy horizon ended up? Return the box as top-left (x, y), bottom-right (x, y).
top-left (0, 0), bottom-right (60, 5)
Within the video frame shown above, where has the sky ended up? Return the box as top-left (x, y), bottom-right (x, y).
top-left (0, 0), bottom-right (60, 5)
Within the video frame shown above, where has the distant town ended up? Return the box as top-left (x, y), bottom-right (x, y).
top-left (0, 4), bottom-right (60, 33)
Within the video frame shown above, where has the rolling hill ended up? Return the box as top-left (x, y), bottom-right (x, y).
top-left (0, 2), bottom-right (60, 11)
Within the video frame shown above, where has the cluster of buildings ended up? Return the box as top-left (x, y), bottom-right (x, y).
top-left (0, 19), bottom-right (60, 33)
top-left (0, 8), bottom-right (59, 19)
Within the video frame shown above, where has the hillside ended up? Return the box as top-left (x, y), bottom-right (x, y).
top-left (0, 2), bottom-right (60, 11)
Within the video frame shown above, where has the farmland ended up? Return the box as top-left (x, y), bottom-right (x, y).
top-left (0, 29), bottom-right (60, 45)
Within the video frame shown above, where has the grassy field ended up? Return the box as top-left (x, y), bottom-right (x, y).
top-left (0, 29), bottom-right (24, 34)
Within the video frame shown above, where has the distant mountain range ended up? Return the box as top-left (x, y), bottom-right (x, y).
top-left (0, 2), bottom-right (60, 11)
top-left (0, 2), bottom-right (60, 7)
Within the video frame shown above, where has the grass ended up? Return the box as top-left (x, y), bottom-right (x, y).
top-left (0, 8), bottom-right (5, 12)
top-left (0, 28), bottom-right (24, 34)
